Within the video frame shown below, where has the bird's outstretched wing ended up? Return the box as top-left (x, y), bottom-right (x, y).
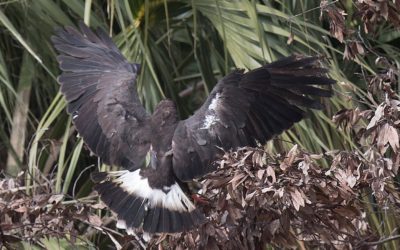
top-left (53, 23), bottom-right (206, 234)
top-left (172, 56), bottom-right (335, 181)
top-left (52, 22), bottom-right (150, 170)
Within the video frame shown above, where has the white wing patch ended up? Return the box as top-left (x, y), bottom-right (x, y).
top-left (201, 92), bottom-right (221, 129)
top-left (208, 92), bottom-right (221, 111)
top-left (116, 170), bottom-right (196, 213)
top-left (201, 114), bottom-right (220, 129)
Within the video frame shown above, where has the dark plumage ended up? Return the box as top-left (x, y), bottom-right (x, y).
top-left (52, 22), bottom-right (335, 234)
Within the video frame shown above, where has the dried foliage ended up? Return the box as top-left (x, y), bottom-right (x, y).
top-left (148, 144), bottom-right (394, 249)
top-left (320, 0), bottom-right (400, 60)
top-left (355, 0), bottom-right (400, 33)
top-left (0, 174), bottom-right (101, 248)
top-left (2, 137), bottom-right (400, 249)
top-left (320, 0), bottom-right (348, 43)
top-left (320, 0), bottom-right (366, 60)
top-left (333, 58), bottom-right (400, 208)
top-left (343, 41), bottom-right (366, 61)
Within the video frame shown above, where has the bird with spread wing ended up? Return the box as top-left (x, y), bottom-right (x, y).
top-left (52, 22), bottom-right (335, 234)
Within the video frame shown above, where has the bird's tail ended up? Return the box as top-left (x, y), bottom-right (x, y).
top-left (91, 170), bottom-right (205, 234)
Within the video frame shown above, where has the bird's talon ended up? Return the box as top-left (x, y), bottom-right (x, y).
top-left (191, 194), bottom-right (209, 205)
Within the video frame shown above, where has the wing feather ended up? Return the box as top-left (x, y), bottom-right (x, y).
top-left (172, 55), bottom-right (335, 181)
top-left (52, 22), bottom-right (150, 170)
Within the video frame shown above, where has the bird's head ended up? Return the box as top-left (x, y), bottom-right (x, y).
top-left (152, 99), bottom-right (178, 126)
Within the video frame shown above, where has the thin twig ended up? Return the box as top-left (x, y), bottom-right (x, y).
top-left (289, 0), bottom-right (339, 19)
top-left (363, 235), bottom-right (400, 246)
top-left (72, 164), bottom-right (95, 199)
top-left (0, 183), bottom-right (49, 194)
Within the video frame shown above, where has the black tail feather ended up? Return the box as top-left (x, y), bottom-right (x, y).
top-left (92, 171), bottom-right (205, 234)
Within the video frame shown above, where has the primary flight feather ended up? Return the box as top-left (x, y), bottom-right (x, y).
top-left (52, 22), bottom-right (335, 234)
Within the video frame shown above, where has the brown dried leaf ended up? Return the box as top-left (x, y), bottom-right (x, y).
top-left (90, 203), bottom-right (107, 209)
top-left (321, 1), bottom-right (347, 43)
top-left (14, 206), bottom-right (27, 213)
top-left (257, 169), bottom-right (265, 180)
top-left (287, 33), bottom-right (294, 45)
top-left (367, 105), bottom-right (384, 130)
top-left (229, 173), bottom-right (247, 189)
top-left (387, 125), bottom-right (399, 153)
top-left (48, 194), bottom-right (64, 204)
top-left (88, 214), bottom-right (103, 227)
top-left (290, 189), bottom-right (305, 211)
top-left (266, 166), bottom-right (276, 183)
top-left (280, 145), bottom-right (298, 170)
top-left (377, 123), bottom-right (393, 154)
top-left (227, 205), bottom-right (243, 223)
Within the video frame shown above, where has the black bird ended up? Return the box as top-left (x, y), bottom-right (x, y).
top-left (51, 22), bottom-right (335, 234)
